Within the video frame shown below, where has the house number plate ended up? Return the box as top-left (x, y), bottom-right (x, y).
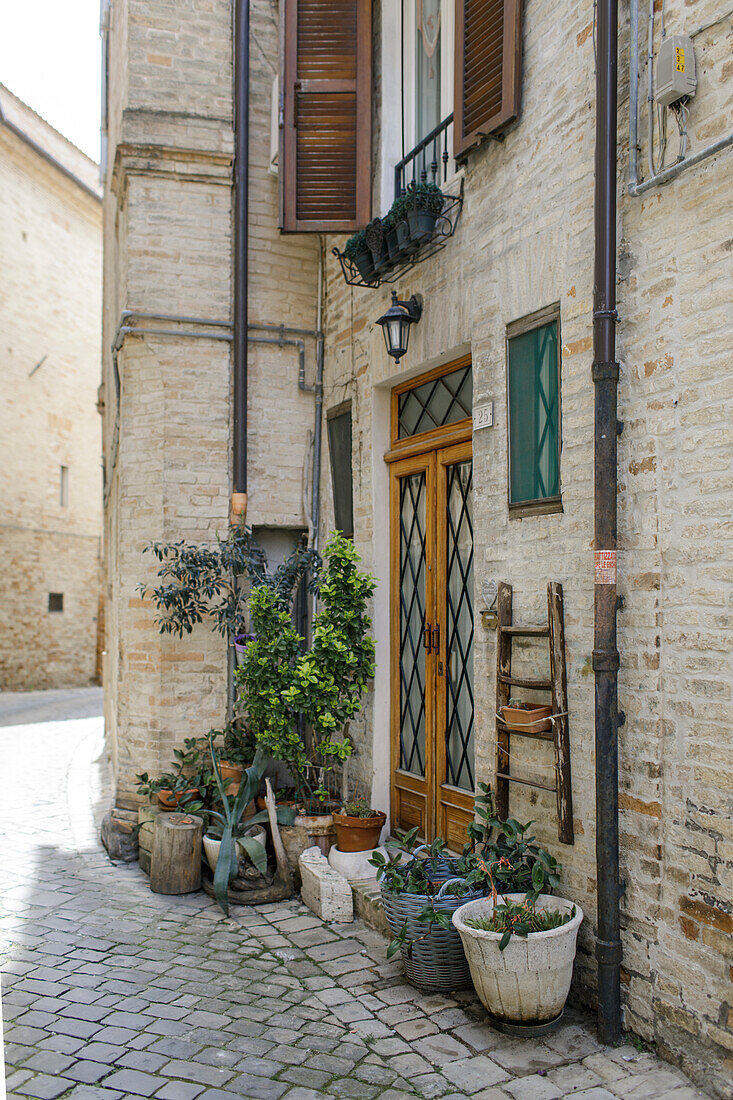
top-left (473, 402), bottom-right (494, 430)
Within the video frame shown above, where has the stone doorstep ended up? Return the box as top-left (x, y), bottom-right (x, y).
top-left (351, 878), bottom-right (390, 938)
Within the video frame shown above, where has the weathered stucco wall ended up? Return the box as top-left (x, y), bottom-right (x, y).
top-left (102, 0), bottom-right (320, 800)
top-left (0, 90), bottom-right (103, 691)
top-left (318, 0), bottom-right (732, 1092)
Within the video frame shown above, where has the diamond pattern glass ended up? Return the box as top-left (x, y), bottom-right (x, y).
top-left (398, 366), bottom-right (472, 439)
top-left (399, 473), bottom-right (427, 776)
top-left (444, 461), bottom-right (474, 791)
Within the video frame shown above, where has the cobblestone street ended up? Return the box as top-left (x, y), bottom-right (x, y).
top-left (1, 693), bottom-right (711, 1100)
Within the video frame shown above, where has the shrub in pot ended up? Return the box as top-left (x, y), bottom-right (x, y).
top-left (405, 181), bottom-right (445, 244)
top-left (235, 533), bottom-right (376, 874)
top-left (344, 229), bottom-right (376, 284)
top-left (465, 783), bottom-right (562, 897)
top-left (214, 717), bottom-right (258, 797)
top-left (370, 832), bottom-right (484, 992)
top-left (365, 218), bottom-right (390, 273)
top-left (333, 796), bottom-right (386, 853)
top-left (452, 892), bottom-right (583, 1025)
top-left (136, 736), bottom-right (214, 813)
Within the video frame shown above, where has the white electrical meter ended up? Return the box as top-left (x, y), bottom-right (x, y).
top-left (656, 35), bottom-right (697, 107)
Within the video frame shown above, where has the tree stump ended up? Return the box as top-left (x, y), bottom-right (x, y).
top-left (150, 812), bottom-right (203, 895)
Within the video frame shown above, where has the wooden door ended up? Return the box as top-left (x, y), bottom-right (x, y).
top-left (390, 442), bottom-right (474, 845)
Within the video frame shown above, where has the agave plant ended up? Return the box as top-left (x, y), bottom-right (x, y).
top-left (207, 734), bottom-right (295, 915)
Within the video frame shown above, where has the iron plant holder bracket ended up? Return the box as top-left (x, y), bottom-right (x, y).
top-left (333, 186), bottom-right (464, 290)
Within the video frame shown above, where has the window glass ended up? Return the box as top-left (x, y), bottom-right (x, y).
top-left (397, 365), bottom-right (472, 440)
top-left (508, 319), bottom-right (560, 505)
top-left (327, 408), bottom-right (354, 538)
top-left (416, 0), bottom-right (442, 141)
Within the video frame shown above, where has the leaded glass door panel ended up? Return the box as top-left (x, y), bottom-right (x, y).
top-left (390, 453), bottom-right (436, 838)
top-left (436, 442), bottom-right (475, 849)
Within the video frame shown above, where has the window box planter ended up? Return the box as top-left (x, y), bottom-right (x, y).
top-left (452, 893), bottom-right (583, 1026)
top-left (353, 249), bottom-right (377, 284)
top-left (406, 207), bottom-right (439, 245)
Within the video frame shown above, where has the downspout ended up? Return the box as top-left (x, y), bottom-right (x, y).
top-left (592, 0), bottom-right (622, 1047)
top-left (312, 246), bottom-right (324, 554)
top-left (232, 0), bottom-right (249, 523)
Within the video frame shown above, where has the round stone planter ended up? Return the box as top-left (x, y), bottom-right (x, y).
top-left (452, 893), bottom-right (583, 1025)
top-left (328, 844), bottom-right (386, 884)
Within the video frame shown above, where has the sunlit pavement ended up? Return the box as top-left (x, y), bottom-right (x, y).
top-left (0, 690), bottom-right (709, 1100)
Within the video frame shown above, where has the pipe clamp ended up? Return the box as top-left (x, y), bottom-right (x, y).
top-left (592, 648), bottom-right (620, 672)
top-left (592, 361), bottom-right (620, 382)
top-left (595, 937), bottom-right (623, 966)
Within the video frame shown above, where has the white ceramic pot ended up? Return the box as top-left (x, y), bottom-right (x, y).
top-left (328, 845), bottom-right (387, 884)
top-left (203, 825), bottom-right (267, 873)
top-left (203, 834), bottom-right (222, 872)
top-left (452, 893), bottom-right (583, 1024)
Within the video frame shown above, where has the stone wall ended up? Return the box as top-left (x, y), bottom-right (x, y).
top-left (317, 0), bottom-right (732, 1092)
top-left (0, 87), bottom-right (102, 691)
top-left (101, 0), bottom-right (320, 798)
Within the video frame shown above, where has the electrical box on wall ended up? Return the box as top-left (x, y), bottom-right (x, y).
top-left (656, 35), bottom-right (697, 107)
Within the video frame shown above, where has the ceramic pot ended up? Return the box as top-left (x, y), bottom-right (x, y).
top-left (501, 703), bottom-right (553, 733)
top-left (333, 811), bottom-right (386, 853)
top-left (452, 893), bottom-right (583, 1024)
top-left (328, 844), bottom-right (386, 884)
top-left (157, 788), bottom-right (200, 810)
top-left (233, 633), bottom-right (256, 666)
top-left (203, 824), bottom-right (267, 873)
top-left (219, 760), bottom-right (243, 795)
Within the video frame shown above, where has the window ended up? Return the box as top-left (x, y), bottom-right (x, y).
top-left (396, 361), bottom-right (472, 440)
top-left (48, 593), bottom-right (64, 612)
top-left (60, 465), bottom-right (69, 507)
top-left (507, 305), bottom-right (561, 514)
top-left (327, 404), bottom-right (354, 538)
top-left (402, 0), bottom-right (454, 151)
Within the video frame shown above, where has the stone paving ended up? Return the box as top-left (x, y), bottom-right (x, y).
top-left (0, 691), bottom-right (711, 1100)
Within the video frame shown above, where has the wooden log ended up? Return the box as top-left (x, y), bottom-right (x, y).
top-left (150, 812), bottom-right (203, 895)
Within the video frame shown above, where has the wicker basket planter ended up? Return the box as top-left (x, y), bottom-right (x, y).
top-left (381, 881), bottom-right (484, 993)
top-left (452, 893), bottom-right (583, 1025)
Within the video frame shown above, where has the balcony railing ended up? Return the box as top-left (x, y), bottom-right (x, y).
top-left (395, 113), bottom-right (454, 200)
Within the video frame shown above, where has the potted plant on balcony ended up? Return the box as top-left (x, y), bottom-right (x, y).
top-left (385, 192), bottom-right (416, 260)
top-left (343, 229), bottom-right (376, 284)
top-left (405, 180), bottom-right (445, 245)
top-left (333, 796), bottom-right (386, 853)
top-left (365, 218), bottom-right (390, 274)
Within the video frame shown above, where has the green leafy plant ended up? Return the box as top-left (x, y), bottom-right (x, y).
top-left (465, 783), bottom-right (561, 902)
top-left (207, 735), bottom-right (295, 916)
top-left (235, 533), bottom-right (376, 805)
top-left (136, 736), bottom-right (215, 813)
top-left (465, 899), bottom-right (576, 951)
top-left (344, 229), bottom-right (368, 259)
top-left (405, 180), bottom-right (445, 216)
top-left (341, 796), bottom-right (380, 817)
top-left (138, 523), bottom-right (320, 639)
top-left (218, 716), bottom-right (257, 768)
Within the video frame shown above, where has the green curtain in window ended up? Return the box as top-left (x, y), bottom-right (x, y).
top-left (508, 321), bottom-right (559, 504)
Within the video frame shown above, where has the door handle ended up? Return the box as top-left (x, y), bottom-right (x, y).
top-left (423, 623), bottom-right (432, 653)
top-left (431, 624), bottom-right (440, 653)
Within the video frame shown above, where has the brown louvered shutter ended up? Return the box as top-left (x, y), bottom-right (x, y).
top-left (453, 0), bottom-right (522, 159)
top-left (280, 0), bottom-right (372, 232)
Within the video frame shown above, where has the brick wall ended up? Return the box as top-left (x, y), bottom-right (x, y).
top-left (0, 92), bottom-right (102, 691)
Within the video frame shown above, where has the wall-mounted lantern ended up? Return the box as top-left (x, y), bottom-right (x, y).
top-left (376, 291), bottom-right (423, 364)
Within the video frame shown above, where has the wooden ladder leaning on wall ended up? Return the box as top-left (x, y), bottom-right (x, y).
top-left (495, 581), bottom-right (574, 844)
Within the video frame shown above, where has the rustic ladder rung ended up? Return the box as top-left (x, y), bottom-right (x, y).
top-left (496, 719), bottom-right (554, 741)
top-left (496, 772), bottom-right (557, 793)
top-left (495, 581), bottom-right (574, 845)
top-left (498, 673), bottom-right (552, 690)
top-left (502, 625), bottom-right (549, 637)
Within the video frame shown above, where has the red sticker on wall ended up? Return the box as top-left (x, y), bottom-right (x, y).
top-left (595, 550), bottom-right (617, 585)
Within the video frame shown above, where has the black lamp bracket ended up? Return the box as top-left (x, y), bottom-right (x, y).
top-left (391, 292), bottom-right (423, 323)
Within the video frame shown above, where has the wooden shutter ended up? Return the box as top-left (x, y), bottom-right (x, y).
top-left (453, 0), bottom-right (522, 159)
top-left (280, 0), bottom-right (372, 232)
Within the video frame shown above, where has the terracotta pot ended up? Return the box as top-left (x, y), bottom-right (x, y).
top-left (501, 703), bottom-right (553, 733)
top-left (157, 788), bottom-right (201, 810)
top-left (219, 760), bottom-right (243, 795)
top-left (333, 811), bottom-right (386, 853)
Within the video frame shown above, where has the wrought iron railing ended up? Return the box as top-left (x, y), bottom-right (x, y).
top-left (394, 114), bottom-right (454, 200)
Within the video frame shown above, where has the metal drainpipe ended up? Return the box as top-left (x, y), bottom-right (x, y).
top-left (593, 0), bottom-right (623, 1045)
top-left (232, 0), bottom-right (249, 523)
